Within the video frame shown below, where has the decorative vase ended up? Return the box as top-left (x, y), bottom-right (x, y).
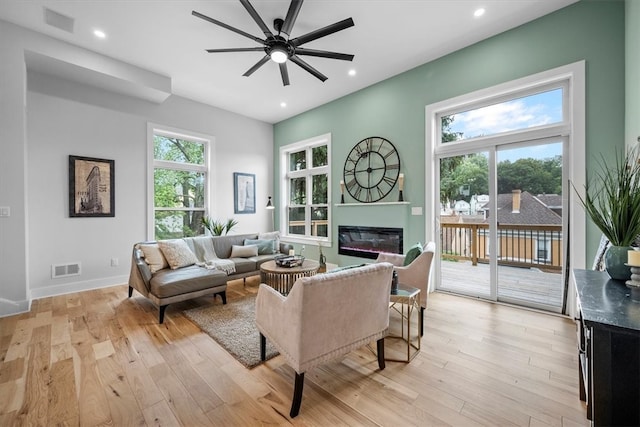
top-left (604, 245), bottom-right (633, 281)
top-left (318, 246), bottom-right (327, 273)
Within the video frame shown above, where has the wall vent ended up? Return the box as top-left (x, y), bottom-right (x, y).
top-left (43, 7), bottom-right (75, 33)
top-left (51, 262), bottom-right (81, 278)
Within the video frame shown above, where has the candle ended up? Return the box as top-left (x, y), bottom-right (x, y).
top-left (340, 180), bottom-right (345, 194)
top-left (628, 250), bottom-right (640, 266)
top-left (289, 249), bottom-right (295, 256)
top-left (398, 173), bottom-right (405, 191)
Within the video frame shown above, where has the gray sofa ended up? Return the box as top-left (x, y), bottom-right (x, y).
top-left (128, 233), bottom-right (292, 323)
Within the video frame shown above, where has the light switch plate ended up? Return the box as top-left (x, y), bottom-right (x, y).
top-left (411, 206), bottom-right (423, 216)
top-left (0, 207), bottom-right (10, 217)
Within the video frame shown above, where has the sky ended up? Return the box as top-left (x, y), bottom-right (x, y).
top-left (447, 88), bottom-right (563, 162)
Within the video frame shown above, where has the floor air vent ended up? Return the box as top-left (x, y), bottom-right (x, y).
top-left (51, 263), bottom-right (81, 278)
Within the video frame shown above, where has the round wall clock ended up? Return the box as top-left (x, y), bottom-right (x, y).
top-left (343, 136), bottom-right (400, 203)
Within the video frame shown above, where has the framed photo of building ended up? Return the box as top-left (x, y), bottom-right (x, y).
top-left (233, 172), bottom-right (255, 214)
top-left (69, 155), bottom-right (115, 217)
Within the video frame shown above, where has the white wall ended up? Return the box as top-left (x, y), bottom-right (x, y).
top-left (0, 20), bottom-right (273, 315)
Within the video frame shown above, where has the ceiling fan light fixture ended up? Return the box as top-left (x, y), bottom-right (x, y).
top-left (270, 47), bottom-right (288, 63)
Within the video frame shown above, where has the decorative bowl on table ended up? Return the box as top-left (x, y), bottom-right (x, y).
top-left (275, 255), bottom-right (305, 268)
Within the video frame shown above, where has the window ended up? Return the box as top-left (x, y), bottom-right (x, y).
top-left (147, 124), bottom-right (212, 239)
top-left (438, 85), bottom-right (567, 146)
top-left (280, 134), bottom-right (331, 243)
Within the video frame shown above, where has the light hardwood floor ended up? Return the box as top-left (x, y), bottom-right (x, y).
top-left (0, 276), bottom-right (588, 426)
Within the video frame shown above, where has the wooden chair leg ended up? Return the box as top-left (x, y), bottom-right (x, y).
top-left (377, 338), bottom-right (386, 370)
top-left (260, 333), bottom-right (266, 361)
top-left (420, 307), bottom-right (425, 336)
top-left (128, 286), bottom-right (133, 298)
top-left (290, 372), bottom-right (305, 418)
top-left (159, 305), bottom-right (168, 324)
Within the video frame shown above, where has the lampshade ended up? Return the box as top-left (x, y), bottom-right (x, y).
top-left (270, 48), bottom-right (288, 63)
top-left (266, 196), bottom-right (275, 209)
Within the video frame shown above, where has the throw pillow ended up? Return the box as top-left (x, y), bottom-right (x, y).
top-left (244, 238), bottom-right (275, 255)
top-left (158, 239), bottom-right (198, 270)
top-left (258, 231), bottom-right (280, 253)
top-left (230, 244), bottom-right (258, 258)
top-left (404, 242), bottom-right (423, 266)
top-left (139, 243), bottom-right (169, 273)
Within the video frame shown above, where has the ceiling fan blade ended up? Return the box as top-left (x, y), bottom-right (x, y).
top-left (295, 47), bottom-right (354, 61)
top-left (279, 63), bottom-right (290, 86)
top-left (192, 10), bottom-right (264, 44)
top-left (239, 0), bottom-right (274, 38)
top-left (206, 47), bottom-right (265, 53)
top-left (243, 55), bottom-right (270, 77)
top-left (290, 55), bottom-right (327, 82)
top-left (291, 17), bottom-right (354, 47)
top-left (281, 0), bottom-right (303, 37)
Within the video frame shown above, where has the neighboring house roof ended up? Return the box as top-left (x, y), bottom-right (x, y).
top-left (536, 194), bottom-right (563, 209)
top-left (487, 191), bottom-right (562, 225)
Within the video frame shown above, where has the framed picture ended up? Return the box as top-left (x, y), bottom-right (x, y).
top-left (69, 155), bottom-right (115, 217)
top-left (233, 172), bottom-right (255, 214)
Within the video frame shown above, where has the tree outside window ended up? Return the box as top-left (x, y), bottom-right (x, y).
top-left (153, 134), bottom-right (208, 239)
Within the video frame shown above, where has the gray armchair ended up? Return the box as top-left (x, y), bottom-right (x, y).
top-left (375, 241), bottom-right (435, 336)
top-left (255, 262), bottom-right (394, 418)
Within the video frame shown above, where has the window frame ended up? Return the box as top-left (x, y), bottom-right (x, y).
top-left (425, 61), bottom-right (586, 316)
top-left (279, 133), bottom-right (331, 245)
top-left (147, 123), bottom-right (214, 240)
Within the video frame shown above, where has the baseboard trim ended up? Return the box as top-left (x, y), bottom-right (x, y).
top-left (29, 275), bottom-right (128, 300)
top-left (0, 298), bottom-right (31, 318)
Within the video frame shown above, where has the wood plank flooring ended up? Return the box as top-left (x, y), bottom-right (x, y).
top-left (0, 276), bottom-right (588, 426)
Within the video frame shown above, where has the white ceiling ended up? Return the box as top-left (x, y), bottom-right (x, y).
top-left (0, 0), bottom-right (578, 124)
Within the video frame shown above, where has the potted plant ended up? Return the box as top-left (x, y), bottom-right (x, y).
top-left (202, 217), bottom-right (238, 236)
top-left (574, 147), bottom-right (640, 280)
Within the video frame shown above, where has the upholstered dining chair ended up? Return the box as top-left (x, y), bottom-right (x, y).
top-left (255, 262), bottom-right (394, 418)
top-left (375, 241), bottom-right (435, 336)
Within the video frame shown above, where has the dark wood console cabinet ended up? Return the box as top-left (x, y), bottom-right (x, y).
top-left (573, 269), bottom-right (640, 426)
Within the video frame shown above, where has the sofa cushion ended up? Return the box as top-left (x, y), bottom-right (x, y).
top-left (212, 234), bottom-right (258, 258)
top-left (158, 239), bottom-right (198, 269)
top-left (404, 242), bottom-right (423, 266)
top-left (139, 243), bottom-right (169, 273)
top-left (230, 258), bottom-right (257, 274)
top-left (244, 238), bottom-right (276, 255)
top-left (149, 265), bottom-right (227, 298)
top-left (230, 244), bottom-right (258, 258)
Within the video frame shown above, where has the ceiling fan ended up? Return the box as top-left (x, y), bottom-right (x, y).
top-left (192, 0), bottom-right (355, 86)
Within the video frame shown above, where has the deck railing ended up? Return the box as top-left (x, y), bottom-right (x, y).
top-left (440, 223), bottom-right (563, 272)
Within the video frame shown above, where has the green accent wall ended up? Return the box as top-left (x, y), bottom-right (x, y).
top-left (274, 0), bottom-right (625, 266)
top-left (627, 0), bottom-right (640, 151)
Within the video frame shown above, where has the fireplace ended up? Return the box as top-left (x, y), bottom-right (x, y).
top-left (338, 225), bottom-right (403, 260)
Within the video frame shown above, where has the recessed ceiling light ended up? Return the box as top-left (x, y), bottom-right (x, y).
top-left (93, 29), bottom-right (106, 39)
top-left (280, 102), bottom-right (287, 108)
top-left (348, 69), bottom-right (356, 76)
top-left (474, 8), bottom-right (485, 18)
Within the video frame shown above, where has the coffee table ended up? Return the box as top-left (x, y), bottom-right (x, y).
top-left (260, 259), bottom-right (320, 295)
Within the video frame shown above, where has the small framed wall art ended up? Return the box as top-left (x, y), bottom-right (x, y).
top-left (233, 172), bottom-right (255, 214)
top-left (69, 155), bottom-right (115, 217)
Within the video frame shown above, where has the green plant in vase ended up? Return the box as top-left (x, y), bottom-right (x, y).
top-left (202, 217), bottom-right (239, 236)
top-left (574, 147), bottom-right (640, 280)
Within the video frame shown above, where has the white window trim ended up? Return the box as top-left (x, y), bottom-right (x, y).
top-left (425, 61), bottom-right (586, 316)
top-left (279, 133), bottom-right (332, 246)
top-left (146, 123), bottom-right (215, 240)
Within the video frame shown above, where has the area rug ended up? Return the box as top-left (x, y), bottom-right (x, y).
top-left (183, 294), bottom-right (279, 369)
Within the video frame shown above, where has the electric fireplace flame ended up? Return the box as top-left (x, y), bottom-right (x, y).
top-left (338, 226), bottom-right (403, 260)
